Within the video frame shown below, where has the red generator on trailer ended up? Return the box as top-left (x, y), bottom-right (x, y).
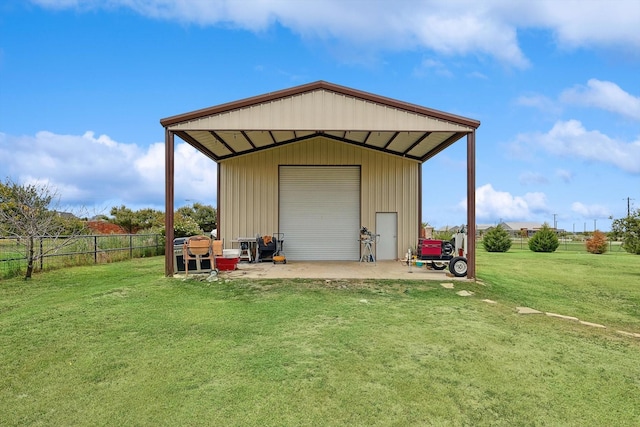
top-left (413, 226), bottom-right (468, 277)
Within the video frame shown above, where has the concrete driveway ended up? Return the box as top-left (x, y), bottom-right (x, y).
top-left (213, 260), bottom-right (471, 281)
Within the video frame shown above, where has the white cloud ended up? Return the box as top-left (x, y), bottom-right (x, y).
top-left (30, 0), bottom-right (640, 68)
top-left (560, 79), bottom-right (640, 121)
top-left (0, 131), bottom-right (217, 211)
top-left (464, 183), bottom-right (548, 221)
top-left (512, 120), bottom-right (640, 174)
top-left (571, 202), bottom-right (611, 219)
top-left (514, 1), bottom-right (640, 51)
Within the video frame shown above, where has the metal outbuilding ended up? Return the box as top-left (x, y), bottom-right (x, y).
top-left (161, 81), bottom-right (479, 277)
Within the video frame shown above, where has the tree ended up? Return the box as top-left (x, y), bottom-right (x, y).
top-left (135, 208), bottom-right (164, 230)
top-left (482, 225), bottom-right (512, 252)
top-left (585, 230), bottom-right (608, 254)
top-left (177, 203), bottom-right (217, 232)
top-left (171, 212), bottom-right (202, 238)
top-left (611, 209), bottom-right (640, 254)
top-left (109, 206), bottom-right (163, 233)
top-left (0, 178), bottom-right (84, 279)
top-left (109, 205), bottom-right (140, 233)
top-left (528, 223), bottom-right (559, 253)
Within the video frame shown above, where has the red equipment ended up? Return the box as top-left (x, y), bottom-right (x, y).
top-left (412, 226), bottom-right (468, 277)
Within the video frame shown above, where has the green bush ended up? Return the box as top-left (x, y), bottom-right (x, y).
top-left (528, 223), bottom-right (559, 253)
top-left (482, 225), bottom-right (512, 252)
top-left (612, 209), bottom-right (640, 255)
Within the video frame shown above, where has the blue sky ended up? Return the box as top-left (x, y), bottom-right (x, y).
top-left (1, 0), bottom-right (639, 231)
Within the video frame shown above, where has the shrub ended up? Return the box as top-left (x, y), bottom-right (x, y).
top-left (482, 225), bottom-right (512, 252)
top-left (611, 209), bottom-right (640, 254)
top-left (586, 230), bottom-right (608, 254)
top-left (528, 223), bottom-right (559, 253)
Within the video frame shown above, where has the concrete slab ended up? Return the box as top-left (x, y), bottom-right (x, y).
top-left (197, 260), bottom-right (474, 281)
top-left (516, 307), bottom-right (543, 315)
top-left (440, 282), bottom-right (455, 289)
top-left (545, 312), bottom-right (579, 321)
top-left (617, 330), bottom-right (640, 339)
top-left (482, 299), bottom-right (497, 304)
top-left (456, 290), bottom-right (474, 297)
top-left (579, 321), bottom-right (606, 329)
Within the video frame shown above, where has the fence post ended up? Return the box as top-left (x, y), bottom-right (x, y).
top-left (39, 237), bottom-right (44, 271)
top-left (130, 234), bottom-right (133, 259)
top-left (94, 235), bottom-right (98, 264)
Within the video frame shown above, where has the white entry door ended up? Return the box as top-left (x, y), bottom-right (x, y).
top-left (376, 212), bottom-right (397, 260)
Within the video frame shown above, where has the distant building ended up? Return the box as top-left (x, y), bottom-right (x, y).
top-left (498, 221), bottom-right (564, 237)
top-left (476, 224), bottom-right (495, 236)
top-left (54, 211), bottom-right (77, 219)
top-left (436, 225), bottom-right (463, 234)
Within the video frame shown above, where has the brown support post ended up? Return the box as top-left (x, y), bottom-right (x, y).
top-left (418, 164), bottom-right (423, 241)
top-left (165, 130), bottom-right (175, 276)
top-left (466, 131), bottom-right (476, 279)
top-left (216, 162), bottom-right (221, 240)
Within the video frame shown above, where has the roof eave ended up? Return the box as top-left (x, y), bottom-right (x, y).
top-left (160, 81), bottom-right (481, 130)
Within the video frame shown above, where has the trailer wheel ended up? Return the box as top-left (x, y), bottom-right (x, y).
top-left (449, 257), bottom-right (467, 277)
top-left (430, 261), bottom-right (447, 270)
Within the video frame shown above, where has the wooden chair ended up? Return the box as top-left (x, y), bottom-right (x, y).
top-left (182, 235), bottom-right (216, 276)
top-left (212, 239), bottom-right (224, 257)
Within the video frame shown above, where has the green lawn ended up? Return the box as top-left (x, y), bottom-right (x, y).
top-left (1, 251), bottom-right (639, 426)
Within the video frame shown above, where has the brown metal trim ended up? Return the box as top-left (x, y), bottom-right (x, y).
top-left (214, 131), bottom-right (423, 163)
top-left (160, 81), bottom-right (481, 129)
top-left (403, 132), bottom-right (431, 156)
top-left (382, 131), bottom-right (400, 149)
top-left (210, 131), bottom-right (237, 154)
top-left (418, 164), bottom-right (423, 242)
top-left (241, 131), bottom-right (256, 149)
top-left (362, 131), bottom-right (373, 145)
top-left (466, 131), bottom-right (476, 279)
top-left (268, 131), bottom-right (277, 145)
top-left (217, 162), bottom-right (221, 241)
top-left (164, 130), bottom-right (175, 277)
top-left (174, 131), bottom-right (219, 162)
top-left (216, 132), bottom-right (322, 161)
top-left (420, 133), bottom-right (465, 162)
top-left (321, 133), bottom-right (422, 162)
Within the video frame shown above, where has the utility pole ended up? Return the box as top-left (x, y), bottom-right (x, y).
top-left (553, 213), bottom-right (557, 230)
top-left (624, 197), bottom-right (634, 216)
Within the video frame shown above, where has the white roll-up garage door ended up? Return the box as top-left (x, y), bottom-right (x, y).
top-left (279, 166), bottom-right (360, 260)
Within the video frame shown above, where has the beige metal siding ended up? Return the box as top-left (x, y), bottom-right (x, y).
top-left (219, 137), bottom-right (419, 259)
top-left (169, 89), bottom-right (472, 132)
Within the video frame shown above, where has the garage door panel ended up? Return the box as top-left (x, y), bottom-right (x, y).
top-left (280, 166), bottom-right (360, 261)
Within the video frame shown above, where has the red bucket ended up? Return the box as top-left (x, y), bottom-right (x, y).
top-left (215, 257), bottom-right (239, 271)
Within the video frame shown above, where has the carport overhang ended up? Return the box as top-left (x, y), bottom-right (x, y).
top-left (160, 81), bottom-right (480, 278)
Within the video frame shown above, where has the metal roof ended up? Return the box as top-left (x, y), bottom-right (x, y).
top-left (160, 81), bottom-right (480, 163)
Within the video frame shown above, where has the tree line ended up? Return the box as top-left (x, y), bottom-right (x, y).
top-left (481, 218), bottom-right (640, 255)
top-left (1, 178), bottom-right (216, 279)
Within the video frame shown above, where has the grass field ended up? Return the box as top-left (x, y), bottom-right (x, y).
top-left (1, 250), bottom-right (639, 426)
